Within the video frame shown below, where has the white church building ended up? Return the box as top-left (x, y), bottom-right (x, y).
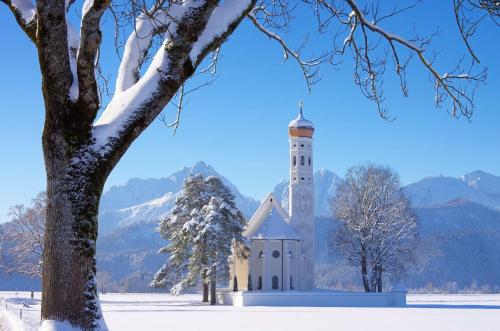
top-left (230, 109), bottom-right (316, 292)
top-left (224, 109), bottom-right (407, 307)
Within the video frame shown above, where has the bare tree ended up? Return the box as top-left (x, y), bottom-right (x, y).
top-left (1, 0), bottom-right (496, 328)
top-left (333, 164), bottom-right (418, 292)
top-left (0, 193), bottom-right (46, 278)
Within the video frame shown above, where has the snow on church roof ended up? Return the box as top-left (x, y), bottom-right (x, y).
top-left (244, 193), bottom-right (301, 241)
top-left (288, 109), bottom-right (314, 129)
top-left (251, 207), bottom-right (301, 240)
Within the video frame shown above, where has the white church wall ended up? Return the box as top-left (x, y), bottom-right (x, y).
top-left (252, 241), bottom-right (264, 290)
top-left (267, 240), bottom-right (283, 291)
top-left (218, 290), bottom-right (407, 307)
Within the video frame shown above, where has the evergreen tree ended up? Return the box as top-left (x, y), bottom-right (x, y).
top-left (190, 194), bottom-right (246, 304)
top-left (151, 174), bottom-right (246, 303)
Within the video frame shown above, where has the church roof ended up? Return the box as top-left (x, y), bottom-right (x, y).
top-left (288, 109), bottom-right (314, 129)
top-left (251, 206), bottom-right (301, 240)
top-left (244, 193), bottom-right (301, 241)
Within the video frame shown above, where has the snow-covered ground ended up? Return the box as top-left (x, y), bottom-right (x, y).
top-left (1, 292), bottom-right (499, 331)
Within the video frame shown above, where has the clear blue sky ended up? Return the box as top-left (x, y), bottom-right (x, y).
top-left (0, 1), bottom-right (499, 222)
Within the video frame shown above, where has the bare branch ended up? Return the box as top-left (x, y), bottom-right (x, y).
top-left (247, 12), bottom-right (329, 91)
top-left (333, 164), bottom-right (418, 291)
top-left (342, 0), bottom-right (487, 119)
top-left (0, 193), bottom-right (46, 278)
top-left (453, 0), bottom-right (485, 63)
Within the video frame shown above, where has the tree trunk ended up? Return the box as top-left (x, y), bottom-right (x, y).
top-left (210, 279), bottom-right (216, 305)
top-left (201, 267), bottom-right (208, 302)
top-left (370, 266), bottom-right (378, 292)
top-left (202, 282), bottom-right (209, 303)
top-left (361, 254), bottom-right (370, 292)
top-left (377, 266), bottom-right (383, 292)
top-left (41, 125), bottom-right (106, 330)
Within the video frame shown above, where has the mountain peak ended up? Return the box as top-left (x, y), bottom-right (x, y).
top-left (190, 161), bottom-right (214, 173)
top-left (404, 170), bottom-right (500, 210)
top-left (460, 170), bottom-right (496, 182)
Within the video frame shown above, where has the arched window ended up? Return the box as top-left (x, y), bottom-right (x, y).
top-left (290, 276), bottom-right (294, 290)
top-left (248, 275), bottom-right (253, 291)
top-left (293, 156), bottom-right (297, 166)
top-left (300, 156), bottom-right (305, 166)
top-left (308, 156), bottom-right (311, 166)
top-left (272, 275), bottom-right (279, 290)
top-left (258, 276), bottom-right (263, 290)
top-left (258, 251), bottom-right (264, 258)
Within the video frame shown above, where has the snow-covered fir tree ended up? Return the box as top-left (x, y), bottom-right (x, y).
top-left (151, 175), bottom-right (246, 304)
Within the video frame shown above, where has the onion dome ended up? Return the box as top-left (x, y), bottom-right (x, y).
top-left (288, 108), bottom-right (314, 138)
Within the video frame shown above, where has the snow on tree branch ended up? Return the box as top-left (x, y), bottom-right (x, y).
top-left (92, 0), bottom-right (255, 153)
top-left (332, 164), bottom-right (418, 292)
top-left (9, 0), bottom-right (35, 23)
top-left (2, 0), bottom-right (37, 41)
top-left (67, 20), bottom-right (80, 102)
top-left (115, 8), bottom-right (176, 94)
top-left (189, 0), bottom-right (255, 65)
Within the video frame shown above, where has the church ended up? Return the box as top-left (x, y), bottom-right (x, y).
top-left (230, 109), bottom-right (316, 292)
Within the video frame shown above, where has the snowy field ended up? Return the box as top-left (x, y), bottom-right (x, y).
top-left (1, 292), bottom-right (500, 331)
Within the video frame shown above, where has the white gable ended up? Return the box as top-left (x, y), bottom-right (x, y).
top-left (244, 193), bottom-right (300, 240)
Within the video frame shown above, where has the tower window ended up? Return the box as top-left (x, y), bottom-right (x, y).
top-left (272, 250), bottom-right (280, 258)
top-left (258, 276), bottom-right (263, 290)
top-left (293, 156), bottom-right (297, 167)
top-left (258, 251), bottom-right (264, 258)
top-left (300, 144), bottom-right (304, 147)
top-left (300, 156), bottom-right (305, 166)
top-left (308, 156), bottom-right (311, 166)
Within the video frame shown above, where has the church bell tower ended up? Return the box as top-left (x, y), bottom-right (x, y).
top-left (288, 104), bottom-right (315, 291)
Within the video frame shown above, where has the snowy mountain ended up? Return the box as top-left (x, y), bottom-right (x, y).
top-left (2, 165), bottom-right (500, 293)
top-left (404, 171), bottom-right (500, 210)
top-left (98, 161), bottom-right (260, 235)
top-left (99, 167), bottom-right (499, 235)
top-left (407, 199), bottom-right (500, 290)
